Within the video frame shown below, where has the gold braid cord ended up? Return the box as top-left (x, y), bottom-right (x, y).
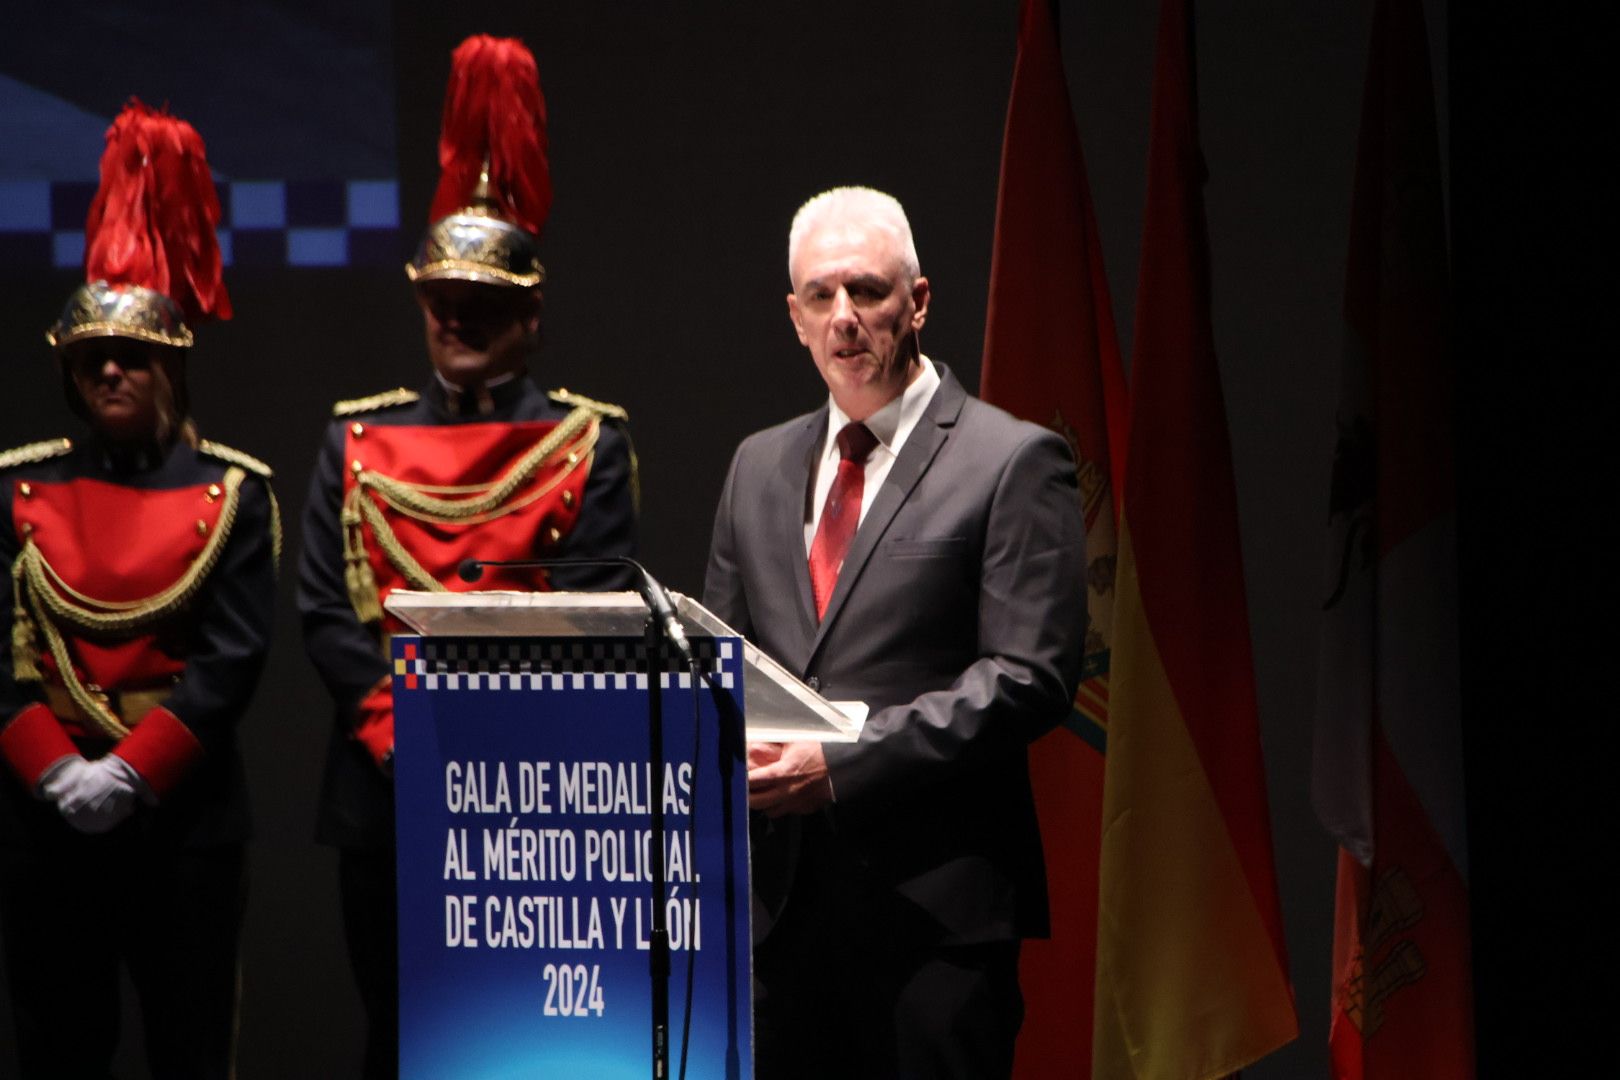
top-left (343, 407), bottom-right (602, 623)
top-left (267, 489), bottom-right (283, 571)
top-left (199, 439), bottom-right (282, 572)
top-left (10, 467), bottom-right (248, 739)
top-left (550, 388), bottom-right (638, 512)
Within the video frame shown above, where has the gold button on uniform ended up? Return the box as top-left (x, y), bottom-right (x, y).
top-left (562, 490), bottom-right (575, 508)
top-left (205, 484), bottom-right (221, 502)
top-left (548, 527), bottom-right (561, 545)
top-left (19, 482), bottom-right (32, 498)
top-left (196, 520), bottom-right (209, 536)
top-left (351, 423), bottom-right (365, 438)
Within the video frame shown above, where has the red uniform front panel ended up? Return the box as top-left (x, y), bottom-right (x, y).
top-left (13, 476), bottom-right (224, 692)
top-left (343, 420), bottom-right (594, 631)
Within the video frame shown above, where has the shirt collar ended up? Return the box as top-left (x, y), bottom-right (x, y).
top-left (824, 356), bottom-right (940, 458)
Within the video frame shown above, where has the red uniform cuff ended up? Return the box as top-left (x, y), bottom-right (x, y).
top-left (354, 684), bottom-right (394, 770)
top-left (0, 702), bottom-right (77, 790)
top-left (115, 706), bottom-right (204, 798)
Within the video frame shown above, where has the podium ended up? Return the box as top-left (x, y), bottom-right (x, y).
top-left (384, 589), bottom-right (856, 1079)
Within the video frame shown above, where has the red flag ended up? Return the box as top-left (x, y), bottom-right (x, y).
top-left (1092, 1), bottom-right (1298, 1075)
top-left (1314, 1), bottom-right (1474, 1076)
top-left (979, 0), bottom-right (1127, 1071)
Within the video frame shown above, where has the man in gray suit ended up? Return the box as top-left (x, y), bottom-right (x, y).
top-left (703, 186), bottom-right (1088, 1079)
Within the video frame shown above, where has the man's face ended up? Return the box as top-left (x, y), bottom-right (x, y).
top-left (417, 279), bottom-right (541, 386)
top-left (787, 219), bottom-right (930, 421)
top-left (63, 337), bottom-right (163, 441)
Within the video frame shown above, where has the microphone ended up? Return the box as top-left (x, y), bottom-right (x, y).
top-left (634, 565), bottom-right (695, 668)
top-left (455, 556), bottom-right (695, 666)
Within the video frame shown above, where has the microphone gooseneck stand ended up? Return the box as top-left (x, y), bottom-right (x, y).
top-left (645, 611), bottom-right (670, 1079)
top-left (456, 556), bottom-right (688, 1080)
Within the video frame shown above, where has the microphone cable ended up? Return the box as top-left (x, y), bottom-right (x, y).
top-left (675, 653), bottom-right (709, 1080)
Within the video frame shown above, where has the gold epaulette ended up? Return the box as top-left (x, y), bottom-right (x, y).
top-left (199, 439), bottom-right (273, 478)
top-left (333, 387), bottom-right (420, 418)
top-left (0, 438), bottom-right (72, 472)
top-left (548, 388), bottom-right (628, 422)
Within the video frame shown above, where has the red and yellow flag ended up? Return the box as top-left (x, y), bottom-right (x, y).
top-left (1092, 1), bottom-right (1298, 1076)
top-left (1314, 1), bottom-right (1474, 1076)
top-left (980, 1), bottom-right (1128, 1074)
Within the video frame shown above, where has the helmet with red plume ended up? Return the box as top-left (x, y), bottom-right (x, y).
top-left (406, 35), bottom-right (551, 288)
top-left (47, 100), bottom-right (231, 351)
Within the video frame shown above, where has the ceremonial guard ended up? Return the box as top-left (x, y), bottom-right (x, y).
top-left (298, 35), bottom-right (637, 1078)
top-left (0, 102), bottom-right (278, 1080)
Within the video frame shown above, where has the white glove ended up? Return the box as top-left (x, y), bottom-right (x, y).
top-left (41, 755), bottom-right (143, 834)
top-left (99, 755), bottom-right (152, 806)
top-left (38, 755), bottom-right (98, 810)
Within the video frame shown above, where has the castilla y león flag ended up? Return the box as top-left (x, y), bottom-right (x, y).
top-left (979, 0), bottom-right (1128, 1073)
top-left (1092, 1), bottom-right (1298, 1077)
top-left (1313, 1), bottom-right (1474, 1077)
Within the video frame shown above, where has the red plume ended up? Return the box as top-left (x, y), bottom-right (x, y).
top-left (429, 34), bottom-right (552, 236)
top-left (84, 99), bottom-right (231, 324)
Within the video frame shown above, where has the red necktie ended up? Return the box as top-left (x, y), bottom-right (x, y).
top-left (808, 421), bottom-right (879, 620)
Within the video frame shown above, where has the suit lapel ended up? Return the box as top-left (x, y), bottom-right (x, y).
top-left (809, 364), bottom-right (966, 660)
top-left (777, 407), bottom-right (825, 639)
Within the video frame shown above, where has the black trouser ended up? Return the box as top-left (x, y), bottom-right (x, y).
top-left (0, 822), bottom-right (246, 1080)
top-left (752, 824), bottom-right (1025, 1080)
top-left (755, 927), bottom-right (1024, 1080)
top-left (339, 845), bottom-right (398, 1080)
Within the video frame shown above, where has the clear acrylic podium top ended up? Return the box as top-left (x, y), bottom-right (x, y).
top-left (384, 590), bottom-right (860, 743)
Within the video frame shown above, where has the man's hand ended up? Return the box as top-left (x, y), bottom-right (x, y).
top-left (747, 740), bottom-right (832, 817)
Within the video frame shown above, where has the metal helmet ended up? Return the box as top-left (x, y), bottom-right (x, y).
top-left (48, 99), bottom-right (229, 353)
top-left (406, 35), bottom-right (552, 290)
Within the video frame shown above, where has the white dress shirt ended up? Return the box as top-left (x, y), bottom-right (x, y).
top-left (804, 358), bottom-right (941, 553)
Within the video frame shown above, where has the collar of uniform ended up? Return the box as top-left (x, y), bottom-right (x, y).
top-left (83, 431), bottom-right (174, 475)
top-left (427, 369), bottom-right (528, 419)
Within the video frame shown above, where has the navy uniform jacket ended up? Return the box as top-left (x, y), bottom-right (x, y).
top-left (298, 375), bottom-right (638, 848)
top-left (0, 435), bottom-right (278, 849)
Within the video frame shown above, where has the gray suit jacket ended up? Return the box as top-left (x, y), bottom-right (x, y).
top-left (703, 362), bottom-right (1087, 948)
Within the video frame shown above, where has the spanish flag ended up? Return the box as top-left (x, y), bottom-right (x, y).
top-left (1092, 1), bottom-right (1298, 1076)
top-left (980, 1), bottom-right (1128, 1074)
top-left (1314, 1), bottom-right (1474, 1076)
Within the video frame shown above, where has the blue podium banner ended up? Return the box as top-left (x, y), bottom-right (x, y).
top-left (392, 634), bottom-right (752, 1079)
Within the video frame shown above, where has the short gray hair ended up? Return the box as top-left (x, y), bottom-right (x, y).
top-left (787, 186), bottom-right (921, 287)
